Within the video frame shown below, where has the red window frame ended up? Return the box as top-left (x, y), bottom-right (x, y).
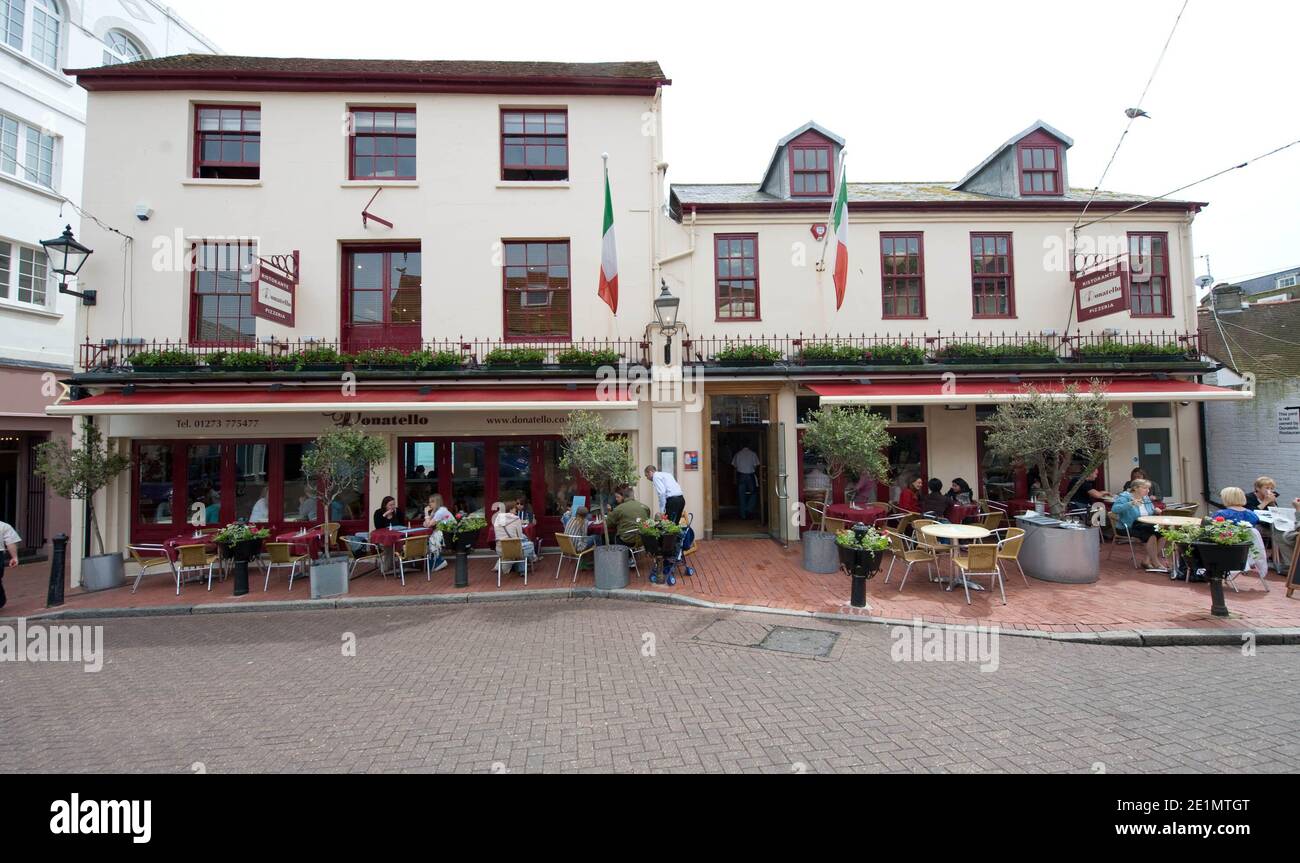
top-left (189, 240), bottom-right (257, 346)
top-left (790, 144), bottom-right (832, 196)
top-left (713, 233), bottom-right (760, 321)
top-left (500, 109), bottom-right (569, 181)
top-left (1018, 143), bottom-right (1061, 195)
top-left (340, 244), bottom-right (423, 353)
top-left (1127, 232), bottom-right (1172, 317)
top-left (970, 232), bottom-right (1015, 318)
top-left (348, 107), bottom-right (416, 181)
top-left (880, 232), bottom-right (925, 319)
top-left (193, 104), bottom-right (260, 179)
top-left (502, 239), bottom-right (571, 341)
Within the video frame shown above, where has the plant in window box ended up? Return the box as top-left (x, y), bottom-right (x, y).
top-left (637, 516), bottom-right (684, 558)
top-left (863, 343), bottom-right (926, 365)
top-left (710, 344), bottom-right (783, 365)
top-left (412, 349), bottom-right (465, 370)
top-left (207, 349), bottom-right (273, 372)
top-left (351, 347), bottom-right (418, 370)
top-left (127, 349), bottom-right (202, 372)
top-left (484, 347), bottom-right (548, 367)
top-left (282, 346), bottom-right (347, 372)
top-left (933, 342), bottom-right (994, 364)
top-left (799, 343), bottom-right (866, 364)
top-left (1072, 340), bottom-right (1190, 363)
top-left (555, 348), bottom-right (623, 368)
top-left (981, 340), bottom-right (1060, 364)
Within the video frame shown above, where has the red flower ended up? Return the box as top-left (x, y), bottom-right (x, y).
top-left (1214, 516), bottom-right (1226, 522)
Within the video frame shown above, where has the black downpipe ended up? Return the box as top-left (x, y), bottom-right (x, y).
top-left (81, 417), bottom-right (93, 559)
top-left (1198, 400), bottom-right (1212, 508)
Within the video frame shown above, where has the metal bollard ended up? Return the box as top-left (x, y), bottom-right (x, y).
top-left (47, 533), bottom-right (68, 608)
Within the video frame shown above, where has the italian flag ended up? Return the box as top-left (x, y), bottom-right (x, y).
top-left (598, 161), bottom-right (618, 314)
top-left (829, 162), bottom-right (849, 309)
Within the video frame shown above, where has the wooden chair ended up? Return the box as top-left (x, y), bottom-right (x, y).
top-left (394, 534), bottom-right (433, 585)
top-left (262, 542), bottom-right (312, 591)
top-left (991, 527), bottom-right (1029, 586)
top-left (952, 543), bottom-right (1005, 605)
top-left (127, 544), bottom-right (175, 595)
top-left (175, 543), bottom-right (220, 593)
top-left (883, 530), bottom-right (937, 591)
top-left (554, 532), bottom-right (595, 584)
top-left (495, 537), bottom-right (528, 587)
top-left (342, 535), bottom-right (384, 580)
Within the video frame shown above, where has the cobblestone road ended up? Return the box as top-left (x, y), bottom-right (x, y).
top-left (2, 599), bottom-right (1297, 773)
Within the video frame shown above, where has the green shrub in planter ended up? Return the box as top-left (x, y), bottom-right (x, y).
top-left (711, 344), bottom-right (783, 363)
top-left (207, 350), bottom-right (272, 371)
top-left (555, 348), bottom-right (623, 366)
top-left (1074, 340), bottom-right (1188, 359)
top-left (996, 340), bottom-right (1058, 360)
top-left (283, 346), bottom-right (348, 370)
top-left (800, 343), bottom-right (865, 363)
top-left (351, 347), bottom-right (415, 367)
top-left (412, 350), bottom-right (465, 370)
top-left (934, 342), bottom-right (993, 362)
top-left (128, 349), bottom-right (202, 369)
top-left (485, 347), bottom-right (547, 365)
top-left (863, 344), bottom-right (926, 364)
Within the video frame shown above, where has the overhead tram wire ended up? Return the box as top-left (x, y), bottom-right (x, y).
top-left (1073, 0), bottom-right (1190, 234)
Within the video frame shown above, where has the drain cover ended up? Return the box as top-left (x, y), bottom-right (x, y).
top-left (758, 626), bottom-right (839, 657)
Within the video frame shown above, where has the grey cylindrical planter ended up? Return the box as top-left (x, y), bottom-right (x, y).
top-left (81, 553), bottom-right (126, 591)
top-left (802, 531), bottom-right (840, 573)
top-left (309, 558), bottom-right (350, 599)
top-left (593, 545), bottom-right (630, 590)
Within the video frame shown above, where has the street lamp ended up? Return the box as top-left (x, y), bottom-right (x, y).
top-left (40, 225), bottom-right (95, 306)
top-left (652, 280), bottom-right (681, 364)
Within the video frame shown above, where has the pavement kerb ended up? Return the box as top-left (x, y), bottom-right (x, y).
top-left (7, 587), bottom-right (1300, 647)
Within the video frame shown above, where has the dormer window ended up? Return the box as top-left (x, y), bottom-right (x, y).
top-left (1019, 143), bottom-right (1061, 195)
top-left (790, 144), bottom-right (831, 196)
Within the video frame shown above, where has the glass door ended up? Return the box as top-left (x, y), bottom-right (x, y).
top-left (342, 246), bottom-right (422, 353)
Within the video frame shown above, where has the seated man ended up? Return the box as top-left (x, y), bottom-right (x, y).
top-left (605, 487), bottom-right (651, 548)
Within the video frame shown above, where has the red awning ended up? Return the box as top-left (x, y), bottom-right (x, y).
top-left (48, 386), bottom-right (635, 416)
top-left (807, 377), bottom-right (1250, 405)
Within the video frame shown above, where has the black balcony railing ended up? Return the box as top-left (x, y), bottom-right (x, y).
top-left (79, 337), bottom-right (651, 373)
top-left (681, 330), bottom-right (1202, 365)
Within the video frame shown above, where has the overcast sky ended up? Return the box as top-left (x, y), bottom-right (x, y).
top-left (162, 0), bottom-right (1298, 284)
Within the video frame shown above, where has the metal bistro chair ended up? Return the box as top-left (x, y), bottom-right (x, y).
top-left (318, 521), bottom-right (341, 551)
top-left (979, 510), bottom-right (1005, 532)
top-left (1106, 511), bottom-right (1141, 569)
top-left (175, 543), bottom-right (220, 593)
top-left (128, 544), bottom-right (175, 595)
top-left (805, 500), bottom-right (829, 531)
top-left (262, 542), bottom-right (313, 591)
top-left (951, 543), bottom-right (1006, 605)
top-left (394, 534), bottom-right (434, 585)
top-left (1225, 527), bottom-right (1270, 594)
top-left (990, 527), bottom-right (1029, 586)
top-left (495, 536), bottom-right (529, 587)
top-left (617, 527), bottom-right (647, 579)
top-left (342, 535), bottom-right (385, 580)
top-left (554, 532), bottom-right (595, 584)
top-left (883, 529), bottom-right (938, 591)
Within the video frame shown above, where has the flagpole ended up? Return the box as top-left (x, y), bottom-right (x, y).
top-left (817, 149), bottom-right (847, 271)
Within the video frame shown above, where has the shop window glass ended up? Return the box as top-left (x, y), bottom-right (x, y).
top-left (137, 443), bottom-right (173, 524)
top-left (234, 443), bottom-right (269, 523)
top-left (282, 442), bottom-right (318, 522)
top-left (450, 442), bottom-right (485, 516)
top-left (402, 440), bottom-right (438, 521)
top-left (187, 444), bottom-right (223, 524)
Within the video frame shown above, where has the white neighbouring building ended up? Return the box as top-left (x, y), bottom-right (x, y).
top-left (0, 0), bottom-right (216, 559)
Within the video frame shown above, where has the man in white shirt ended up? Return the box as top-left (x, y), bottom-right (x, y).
top-left (645, 465), bottom-right (686, 525)
top-left (731, 445), bottom-right (760, 520)
top-left (0, 519), bottom-right (20, 609)
top-left (249, 489), bottom-right (269, 523)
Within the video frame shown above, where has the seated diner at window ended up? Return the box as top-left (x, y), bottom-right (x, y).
top-left (1112, 479), bottom-right (1166, 572)
top-left (1212, 487), bottom-right (1260, 526)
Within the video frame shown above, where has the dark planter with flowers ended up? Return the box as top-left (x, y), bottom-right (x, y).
top-left (214, 524), bottom-right (270, 596)
top-left (1185, 517), bottom-right (1256, 617)
top-left (440, 515), bottom-right (486, 588)
top-left (836, 523), bottom-right (887, 607)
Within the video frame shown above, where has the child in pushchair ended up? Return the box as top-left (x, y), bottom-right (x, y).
top-left (649, 515), bottom-right (696, 585)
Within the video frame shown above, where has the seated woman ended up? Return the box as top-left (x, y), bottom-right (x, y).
top-left (1112, 479), bottom-right (1166, 572)
top-left (422, 494), bottom-right (453, 529)
top-left (374, 496), bottom-right (399, 531)
top-left (493, 500), bottom-right (536, 573)
top-left (918, 478), bottom-right (950, 518)
top-left (563, 506), bottom-right (600, 551)
top-left (1212, 487), bottom-right (1260, 526)
top-left (1244, 476), bottom-right (1279, 511)
top-left (946, 478), bottom-right (973, 505)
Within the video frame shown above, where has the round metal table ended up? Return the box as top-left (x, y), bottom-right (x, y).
top-left (919, 523), bottom-right (992, 591)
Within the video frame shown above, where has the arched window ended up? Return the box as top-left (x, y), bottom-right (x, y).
top-left (29, 0), bottom-right (61, 69)
top-left (103, 28), bottom-right (146, 65)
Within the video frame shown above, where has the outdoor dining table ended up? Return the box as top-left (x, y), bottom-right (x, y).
top-left (919, 523), bottom-right (992, 592)
top-left (826, 503), bottom-right (888, 527)
top-left (162, 533), bottom-right (217, 563)
top-left (274, 527), bottom-right (324, 560)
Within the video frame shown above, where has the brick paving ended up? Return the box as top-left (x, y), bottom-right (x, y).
top-left (4, 538), bottom-right (1297, 633)
top-left (1, 599), bottom-right (1297, 773)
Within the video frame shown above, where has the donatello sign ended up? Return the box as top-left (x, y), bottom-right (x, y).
top-left (1074, 263), bottom-right (1130, 322)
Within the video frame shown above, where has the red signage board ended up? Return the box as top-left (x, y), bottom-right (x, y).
top-left (1073, 262), bottom-right (1129, 322)
top-left (251, 252), bottom-right (298, 327)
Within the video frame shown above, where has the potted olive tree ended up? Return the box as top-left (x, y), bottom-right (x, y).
top-left (981, 381), bottom-right (1119, 517)
top-left (799, 406), bottom-right (893, 574)
top-left (301, 427), bottom-right (388, 598)
top-left (560, 410), bottom-right (638, 589)
top-left (35, 420), bottom-right (131, 591)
